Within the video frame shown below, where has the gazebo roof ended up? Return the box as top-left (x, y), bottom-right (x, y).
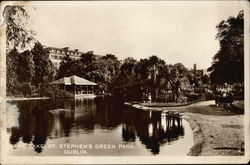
top-left (51, 75), bottom-right (97, 86)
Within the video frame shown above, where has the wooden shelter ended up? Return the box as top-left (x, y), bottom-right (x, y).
top-left (51, 75), bottom-right (98, 97)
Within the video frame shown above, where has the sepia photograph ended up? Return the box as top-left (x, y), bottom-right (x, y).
top-left (0, 0), bottom-right (249, 164)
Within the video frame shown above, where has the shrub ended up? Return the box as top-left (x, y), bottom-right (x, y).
top-left (44, 85), bottom-right (73, 98)
top-left (187, 92), bottom-right (200, 102)
top-left (20, 83), bottom-right (33, 97)
top-left (232, 86), bottom-right (244, 100)
top-left (203, 92), bottom-right (214, 100)
top-left (177, 95), bottom-right (188, 103)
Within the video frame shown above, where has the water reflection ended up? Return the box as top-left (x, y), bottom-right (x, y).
top-left (6, 97), bottom-right (189, 156)
top-left (122, 108), bottom-right (184, 154)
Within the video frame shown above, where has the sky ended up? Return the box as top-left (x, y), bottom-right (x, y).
top-left (26, 1), bottom-right (245, 69)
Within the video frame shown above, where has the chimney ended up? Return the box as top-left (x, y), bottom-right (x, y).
top-left (193, 64), bottom-right (197, 71)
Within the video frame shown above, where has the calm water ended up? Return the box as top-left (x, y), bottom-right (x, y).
top-left (6, 97), bottom-right (193, 156)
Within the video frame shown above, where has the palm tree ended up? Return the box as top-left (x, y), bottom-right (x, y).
top-left (147, 56), bottom-right (165, 102)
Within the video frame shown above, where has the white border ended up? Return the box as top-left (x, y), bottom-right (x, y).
top-left (0, 1), bottom-right (249, 164)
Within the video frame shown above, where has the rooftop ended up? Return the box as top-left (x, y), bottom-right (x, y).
top-left (51, 75), bottom-right (97, 86)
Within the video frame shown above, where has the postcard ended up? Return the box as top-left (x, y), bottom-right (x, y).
top-left (0, 0), bottom-right (249, 164)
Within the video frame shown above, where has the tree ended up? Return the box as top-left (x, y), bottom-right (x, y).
top-left (146, 56), bottom-right (166, 101)
top-left (167, 63), bottom-right (191, 102)
top-left (4, 5), bottom-right (35, 51)
top-left (89, 54), bottom-right (120, 93)
top-left (101, 54), bottom-right (118, 61)
top-left (120, 57), bottom-right (137, 75)
top-left (5, 6), bottom-right (36, 96)
top-left (6, 48), bottom-right (20, 95)
top-left (111, 57), bottom-right (142, 100)
top-left (31, 42), bottom-right (55, 95)
top-left (80, 51), bottom-right (96, 66)
top-left (208, 10), bottom-right (244, 85)
top-left (56, 55), bottom-right (75, 79)
top-left (16, 50), bottom-right (34, 83)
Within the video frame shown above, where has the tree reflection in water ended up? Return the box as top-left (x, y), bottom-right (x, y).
top-left (6, 97), bottom-right (184, 155)
top-left (122, 108), bottom-right (184, 154)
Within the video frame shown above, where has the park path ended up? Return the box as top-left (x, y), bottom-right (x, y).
top-left (191, 100), bottom-right (215, 106)
top-left (180, 100), bottom-right (244, 156)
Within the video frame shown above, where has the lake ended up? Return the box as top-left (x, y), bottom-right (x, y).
top-left (5, 97), bottom-right (194, 156)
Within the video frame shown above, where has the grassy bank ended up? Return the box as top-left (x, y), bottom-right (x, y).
top-left (182, 112), bottom-right (244, 156)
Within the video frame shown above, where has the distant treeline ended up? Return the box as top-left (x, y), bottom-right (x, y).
top-left (56, 53), bottom-right (207, 101)
top-left (7, 41), bottom-right (206, 102)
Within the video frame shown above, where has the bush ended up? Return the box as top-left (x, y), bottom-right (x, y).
top-left (187, 92), bottom-right (200, 102)
top-left (203, 92), bottom-right (214, 100)
top-left (43, 85), bottom-right (73, 98)
top-left (232, 86), bottom-right (244, 100)
top-left (20, 83), bottom-right (33, 97)
top-left (177, 95), bottom-right (188, 103)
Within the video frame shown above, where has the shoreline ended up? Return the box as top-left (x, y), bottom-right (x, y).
top-left (181, 114), bottom-right (205, 156)
top-left (126, 100), bottom-right (244, 156)
top-left (125, 102), bottom-right (205, 156)
top-left (6, 97), bottom-right (50, 101)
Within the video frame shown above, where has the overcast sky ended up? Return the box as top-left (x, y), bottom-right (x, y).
top-left (26, 1), bottom-right (245, 69)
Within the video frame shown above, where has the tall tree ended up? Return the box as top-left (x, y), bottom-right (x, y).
top-left (5, 6), bottom-right (36, 96)
top-left (56, 55), bottom-right (75, 79)
top-left (167, 63), bottom-right (191, 102)
top-left (16, 50), bottom-right (34, 84)
top-left (80, 51), bottom-right (96, 66)
top-left (6, 48), bottom-right (20, 95)
top-left (89, 54), bottom-right (120, 93)
top-left (31, 42), bottom-right (55, 94)
top-left (208, 10), bottom-right (244, 84)
top-left (146, 56), bottom-right (166, 101)
top-left (111, 57), bottom-right (142, 100)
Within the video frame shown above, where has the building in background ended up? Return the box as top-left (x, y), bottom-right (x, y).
top-left (189, 64), bottom-right (208, 93)
top-left (46, 46), bottom-right (101, 69)
top-left (190, 64), bottom-right (204, 80)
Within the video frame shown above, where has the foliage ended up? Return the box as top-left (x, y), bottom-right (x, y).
top-left (203, 92), bottom-right (214, 100)
top-left (6, 42), bottom-right (55, 97)
top-left (111, 57), bottom-right (142, 100)
top-left (186, 93), bottom-right (201, 102)
top-left (90, 56), bottom-right (120, 92)
top-left (56, 53), bottom-right (120, 93)
top-left (6, 48), bottom-right (20, 96)
top-left (208, 10), bottom-right (244, 84)
top-left (16, 50), bottom-right (34, 83)
top-left (4, 5), bottom-right (35, 51)
top-left (44, 85), bottom-right (73, 98)
top-left (109, 55), bottom-right (193, 102)
top-left (5, 6), bottom-right (37, 97)
top-left (4, 6), bottom-right (200, 102)
top-left (166, 63), bottom-right (192, 102)
top-left (20, 83), bottom-right (33, 97)
top-left (31, 42), bottom-right (55, 94)
top-left (56, 54), bottom-right (75, 78)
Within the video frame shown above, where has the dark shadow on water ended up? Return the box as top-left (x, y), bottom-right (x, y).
top-left (122, 106), bottom-right (184, 154)
top-left (6, 97), bottom-right (185, 155)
